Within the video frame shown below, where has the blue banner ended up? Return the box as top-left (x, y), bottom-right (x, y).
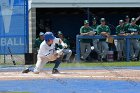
top-left (0, 0), bottom-right (28, 54)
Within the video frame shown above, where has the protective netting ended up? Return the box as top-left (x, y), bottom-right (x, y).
top-left (0, 54), bottom-right (25, 65)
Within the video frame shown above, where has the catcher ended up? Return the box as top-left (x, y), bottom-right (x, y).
top-left (22, 32), bottom-right (67, 74)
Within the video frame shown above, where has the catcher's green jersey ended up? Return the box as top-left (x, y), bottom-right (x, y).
top-left (80, 26), bottom-right (92, 43)
top-left (124, 24), bottom-right (140, 34)
top-left (116, 25), bottom-right (125, 35)
top-left (57, 38), bottom-right (70, 49)
top-left (97, 25), bottom-right (110, 41)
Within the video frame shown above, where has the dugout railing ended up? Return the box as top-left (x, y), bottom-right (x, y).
top-left (76, 35), bottom-right (140, 62)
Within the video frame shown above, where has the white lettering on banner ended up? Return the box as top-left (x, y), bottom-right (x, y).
top-left (7, 38), bottom-right (13, 45)
top-left (1, 38), bottom-right (6, 46)
top-left (0, 37), bottom-right (24, 46)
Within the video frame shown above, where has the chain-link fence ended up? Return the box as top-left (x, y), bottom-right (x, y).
top-left (0, 54), bottom-right (25, 65)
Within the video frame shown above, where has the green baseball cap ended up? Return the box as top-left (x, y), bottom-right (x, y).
top-left (100, 18), bottom-right (105, 22)
top-left (92, 17), bottom-right (96, 21)
top-left (131, 18), bottom-right (136, 22)
top-left (119, 20), bottom-right (124, 23)
top-left (84, 20), bottom-right (89, 24)
top-left (125, 15), bottom-right (129, 19)
top-left (58, 31), bottom-right (63, 35)
top-left (39, 32), bottom-right (44, 36)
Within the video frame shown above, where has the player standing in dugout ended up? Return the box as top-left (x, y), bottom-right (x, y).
top-left (124, 18), bottom-right (140, 61)
top-left (80, 20), bottom-right (94, 61)
top-left (91, 17), bottom-right (101, 61)
top-left (96, 18), bottom-right (110, 61)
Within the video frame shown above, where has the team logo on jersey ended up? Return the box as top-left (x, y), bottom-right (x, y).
top-left (0, 0), bottom-right (14, 33)
top-left (128, 28), bottom-right (137, 32)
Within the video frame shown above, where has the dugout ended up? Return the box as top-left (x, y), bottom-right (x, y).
top-left (28, 0), bottom-right (140, 61)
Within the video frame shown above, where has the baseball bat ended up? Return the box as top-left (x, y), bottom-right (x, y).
top-left (8, 47), bottom-right (16, 65)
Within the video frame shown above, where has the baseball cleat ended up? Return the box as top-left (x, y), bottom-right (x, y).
top-left (22, 68), bottom-right (30, 73)
top-left (52, 69), bottom-right (60, 74)
top-left (131, 57), bottom-right (137, 61)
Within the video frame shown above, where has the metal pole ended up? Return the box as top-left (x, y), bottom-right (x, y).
top-left (87, 8), bottom-right (90, 21)
top-left (26, 0), bottom-right (29, 53)
top-left (76, 35), bottom-right (80, 62)
top-left (4, 54), bottom-right (6, 64)
top-left (126, 36), bottom-right (130, 61)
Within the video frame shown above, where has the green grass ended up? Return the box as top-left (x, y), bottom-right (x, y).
top-left (45, 61), bottom-right (140, 68)
top-left (1, 61), bottom-right (140, 68)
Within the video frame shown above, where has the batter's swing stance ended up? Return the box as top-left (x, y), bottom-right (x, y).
top-left (22, 32), bottom-right (67, 74)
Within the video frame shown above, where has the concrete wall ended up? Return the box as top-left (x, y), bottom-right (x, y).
top-left (29, 8), bottom-right (36, 53)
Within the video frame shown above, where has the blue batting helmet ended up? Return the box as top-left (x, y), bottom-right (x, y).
top-left (44, 32), bottom-right (55, 41)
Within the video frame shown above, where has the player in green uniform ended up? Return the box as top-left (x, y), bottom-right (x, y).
top-left (34, 32), bottom-right (44, 52)
top-left (57, 31), bottom-right (72, 62)
top-left (91, 18), bottom-right (98, 33)
top-left (124, 15), bottom-right (130, 26)
top-left (91, 18), bottom-right (101, 60)
top-left (115, 20), bottom-right (126, 61)
top-left (125, 18), bottom-right (140, 60)
top-left (80, 20), bottom-right (93, 61)
top-left (97, 18), bottom-right (110, 61)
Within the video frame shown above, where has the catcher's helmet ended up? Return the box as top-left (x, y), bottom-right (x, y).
top-left (44, 32), bottom-right (55, 41)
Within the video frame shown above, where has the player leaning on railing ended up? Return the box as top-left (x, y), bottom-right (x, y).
top-left (91, 18), bottom-right (101, 61)
top-left (115, 20), bottom-right (126, 61)
top-left (124, 18), bottom-right (140, 61)
top-left (80, 20), bottom-right (95, 61)
top-left (96, 18), bottom-right (110, 61)
top-left (22, 32), bottom-right (67, 74)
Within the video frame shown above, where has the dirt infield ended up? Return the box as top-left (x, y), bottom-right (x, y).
top-left (1, 69), bottom-right (140, 81)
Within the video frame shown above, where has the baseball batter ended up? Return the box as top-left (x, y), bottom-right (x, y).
top-left (22, 32), bottom-right (67, 74)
